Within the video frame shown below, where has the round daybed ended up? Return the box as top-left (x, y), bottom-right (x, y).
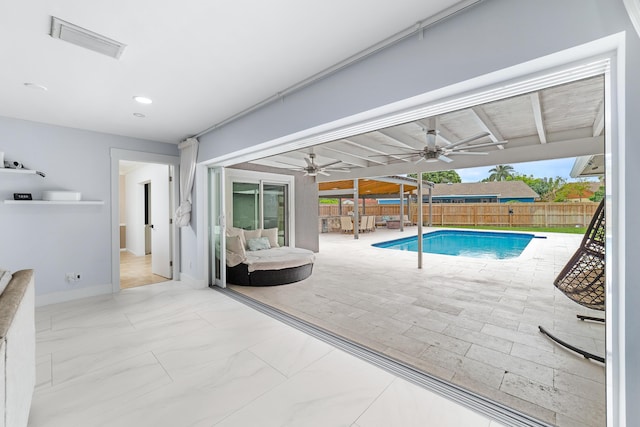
top-left (225, 227), bottom-right (315, 286)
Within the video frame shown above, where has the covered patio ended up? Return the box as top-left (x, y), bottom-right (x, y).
top-left (230, 228), bottom-right (605, 426)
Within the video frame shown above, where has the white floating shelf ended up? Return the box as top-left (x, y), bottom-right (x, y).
top-left (0, 168), bottom-right (37, 175)
top-left (3, 200), bottom-right (104, 205)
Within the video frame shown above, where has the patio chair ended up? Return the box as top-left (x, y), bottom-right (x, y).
top-left (340, 216), bottom-right (353, 233)
top-left (367, 215), bottom-right (376, 232)
top-left (359, 216), bottom-right (369, 233)
top-left (538, 199), bottom-right (605, 363)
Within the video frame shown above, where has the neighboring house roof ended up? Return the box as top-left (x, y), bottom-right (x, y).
top-left (427, 181), bottom-right (540, 199)
top-left (563, 182), bottom-right (602, 199)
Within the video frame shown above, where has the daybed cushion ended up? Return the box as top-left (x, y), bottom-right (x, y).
top-left (243, 229), bottom-right (262, 247)
top-left (225, 235), bottom-right (246, 267)
top-left (261, 228), bottom-right (280, 248)
top-left (226, 227), bottom-right (246, 248)
top-left (244, 246), bottom-right (315, 272)
top-left (247, 237), bottom-right (271, 251)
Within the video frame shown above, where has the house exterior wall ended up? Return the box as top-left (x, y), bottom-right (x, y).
top-left (193, 1), bottom-right (640, 422)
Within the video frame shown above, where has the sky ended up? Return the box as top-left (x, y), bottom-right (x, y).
top-left (455, 156), bottom-right (595, 183)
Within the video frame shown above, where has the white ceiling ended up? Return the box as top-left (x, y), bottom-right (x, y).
top-left (0, 0), bottom-right (469, 143)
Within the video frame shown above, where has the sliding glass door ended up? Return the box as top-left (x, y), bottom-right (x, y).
top-left (208, 167), bottom-right (226, 288)
top-left (263, 183), bottom-right (288, 246)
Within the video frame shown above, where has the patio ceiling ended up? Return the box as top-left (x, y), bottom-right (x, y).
top-left (318, 176), bottom-right (420, 198)
top-left (248, 75), bottom-right (605, 181)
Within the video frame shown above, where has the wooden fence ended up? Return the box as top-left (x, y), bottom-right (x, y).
top-left (319, 202), bottom-right (599, 228)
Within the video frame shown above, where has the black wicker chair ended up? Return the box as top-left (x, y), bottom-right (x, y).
top-left (538, 199), bottom-right (605, 363)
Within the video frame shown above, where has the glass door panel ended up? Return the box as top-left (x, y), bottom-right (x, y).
top-left (232, 182), bottom-right (260, 230)
top-left (263, 183), bottom-right (288, 246)
top-left (209, 167), bottom-right (226, 287)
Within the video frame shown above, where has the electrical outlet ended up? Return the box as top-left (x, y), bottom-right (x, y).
top-left (66, 273), bottom-right (81, 282)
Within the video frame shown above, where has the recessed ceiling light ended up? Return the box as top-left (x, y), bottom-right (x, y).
top-left (133, 96), bottom-right (152, 104)
top-left (24, 83), bottom-right (48, 91)
top-left (133, 113), bottom-right (146, 118)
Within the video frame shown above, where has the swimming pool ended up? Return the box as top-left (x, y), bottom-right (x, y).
top-left (372, 230), bottom-right (538, 259)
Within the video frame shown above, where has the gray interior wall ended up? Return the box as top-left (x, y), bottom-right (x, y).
top-left (194, 0), bottom-right (640, 422)
top-left (229, 163), bottom-right (319, 252)
top-left (0, 116), bottom-right (178, 301)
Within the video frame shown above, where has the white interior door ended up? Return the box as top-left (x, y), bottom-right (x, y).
top-left (151, 165), bottom-right (172, 279)
top-left (209, 167), bottom-right (226, 287)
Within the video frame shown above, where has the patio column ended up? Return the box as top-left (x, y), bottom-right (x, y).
top-left (428, 185), bottom-right (433, 226)
top-left (407, 194), bottom-right (411, 225)
top-left (353, 178), bottom-right (359, 240)
top-left (399, 183), bottom-right (404, 232)
top-left (362, 196), bottom-right (366, 215)
top-left (338, 197), bottom-right (342, 215)
top-left (417, 179), bottom-right (423, 269)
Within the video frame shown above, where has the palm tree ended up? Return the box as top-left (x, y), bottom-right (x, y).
top-left (488, 165), bottom-right (515, 181)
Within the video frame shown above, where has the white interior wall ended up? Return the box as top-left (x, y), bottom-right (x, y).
top-left (0, 116), bottom-right (178, 305)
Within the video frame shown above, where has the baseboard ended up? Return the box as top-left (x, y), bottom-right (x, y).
top-left (179, 273), bottom-right (207, 289)
top-left (35, 283), bottom-right (113, 307)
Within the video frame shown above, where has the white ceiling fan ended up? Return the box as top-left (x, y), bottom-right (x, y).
top-left (286, 153), bottom-right (351, 177)
top-left (382, 130), bottom-right (507, 164)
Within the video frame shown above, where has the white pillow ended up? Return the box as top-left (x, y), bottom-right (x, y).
top-left (242, 229), bottom-right (262, 248)
top-left (226, 227), bottom-right (246, 248)
top-left (225, 235), bottom-right (246, 267)
top-left (261, 228), bottom-right (280, 248)
top-left (247, 237), bottom-right (271, 251)
top-left (0, 268), bottom-right (12, 295)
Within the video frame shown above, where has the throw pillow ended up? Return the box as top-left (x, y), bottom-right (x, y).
top-left (0, 268), bottom-right (12, 295)
top-left (247, 237), bottom-right (271, 251)
top-left (225, 235), bottom-right (246, 267)
top-left (261, 228), bottom-right (280, 248)
top-left (226, 227), bottom-right (246, 248)
top-left (243, 229), bottom-right (262, 248)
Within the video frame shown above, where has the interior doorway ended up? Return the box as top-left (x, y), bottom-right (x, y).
top-left (119, 160), bottom-right (173, 289)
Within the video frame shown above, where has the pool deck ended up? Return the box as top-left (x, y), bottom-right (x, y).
top-left (230, 226), bottom-right (606, 427)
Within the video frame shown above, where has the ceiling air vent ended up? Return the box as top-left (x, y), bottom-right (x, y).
top-left (50, 16), bottom-right (126, 59)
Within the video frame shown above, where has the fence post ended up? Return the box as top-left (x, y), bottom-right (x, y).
top-left (544, 203), bottom-right (548, 227)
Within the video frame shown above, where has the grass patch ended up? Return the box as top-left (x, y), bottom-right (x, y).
top-left (439, 225), bottom-right (587, 234)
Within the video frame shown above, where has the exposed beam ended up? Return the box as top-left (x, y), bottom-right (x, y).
top-left (327, 141), bottom-right (387, 165)
top-left (470, 106), bottom-right (505, 149)
top-left (344, 137), bottom-right (410, 163)
top-left (529, 92), bottom-right (547, 144)
top-left (319, 189), bottom-right (354, 196)
top-left (593, 100), bottom-right (605, 137)
top-left (313, 146), bottom-right (369, 168)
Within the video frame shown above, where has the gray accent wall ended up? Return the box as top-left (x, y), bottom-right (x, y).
top-left (194, 1), bottom-right (640, 423)
top-left (0, 116), bottom-right (178, 301)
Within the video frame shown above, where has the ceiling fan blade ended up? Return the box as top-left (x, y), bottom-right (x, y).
top-left (415, 157), bottom-right (426, 164)
top-left (447, 151), bottom-right (489, 155)
top-left (449, 141), bottom-right (507, 151)
top-left (318, 160), bottom-right (342, 168)
top-left (324, 168), bottom-right (351, 173)
top-left (445, 132), bottom-right (491, 149)
top-left (318, 170), bottom-right (330, 176)
top-left (438, 155), bottom-right (454, 163)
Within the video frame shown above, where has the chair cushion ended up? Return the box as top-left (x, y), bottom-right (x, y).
top-left (243, 229), bottom-right (262, 248)
top-left (261, 228), bottom-right (280, 248)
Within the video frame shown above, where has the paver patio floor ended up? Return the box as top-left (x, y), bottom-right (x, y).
top-left (230, 227), bottom-right (605, 427)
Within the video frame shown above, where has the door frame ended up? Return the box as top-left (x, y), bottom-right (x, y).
top-left (111, 149), bottom-right (180, 292)
top-left (195, 34), bottom-right (627, 424)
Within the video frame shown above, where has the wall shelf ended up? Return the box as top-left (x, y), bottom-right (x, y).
top-left (0, 168), bottom-right (37, 175)
top-left (3, 200), bottom-right (104, 205)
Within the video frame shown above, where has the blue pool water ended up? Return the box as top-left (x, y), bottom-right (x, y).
top-left (372, 230), bottom-right (537, 259)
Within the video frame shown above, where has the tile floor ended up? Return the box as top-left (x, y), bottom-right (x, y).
top-left (231, 227), bottom-right (606, 427)
top-left (29, 281), bottom-right (506, 427)
top-left (120, 251), bottom-right (170, 289)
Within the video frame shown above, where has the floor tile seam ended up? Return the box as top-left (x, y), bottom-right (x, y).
top-left (465, 346), bottom-right (554, 387)
top-left (220, 288), bottom-right (554, 427)
top-left (150, 349), bottom-right (176, 383)
top-left (48, 348), bottom-right (161, 389)
top-left (351, 375), bottom-right (397, 426)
